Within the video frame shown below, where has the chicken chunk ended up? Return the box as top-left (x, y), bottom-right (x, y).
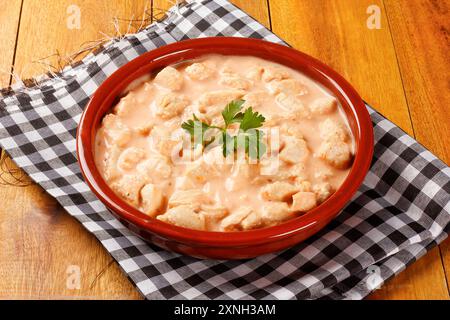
top-left (246, 66), bottom-right (264, 81)
top-left (313, 182), bottom-right (334, 203)
top-left (204, 145), bottom-right (231, 170)
top-left (219, 65), bottom-right (235, 75)
top-left (243, 91), bottom-right (270, 108)
top-left (275, 93), bottom-right (310, 117)
top-left (260, 181), bottom-right (299, 201)
top-left (263, 114), bottom-right (295, 127)
top-left (261, 202), bottom-right (294, 223)
top-left (291, 191), bottom-right (317, 212)
top-left (279, 137), bottom-right (309, 164)
top-left (261, 66), bottom-right (290, 82)
top-left (136, 154), bottom-right (172, 181)
top-left (184, 159), bottom-right (220, 184)
top-left (200, 204), bottom-right (229, 229)
top-left (220, 206), bottom-right (253, 231)
top-left (198, 89), bottom-right (246, 111)
top-left (102, 114), bottom-right (132, 147)
top-left (319, 118), bottom-right (349, 142)
top-left (200, 204), bottom-right (228, 220)
top-left (185, 62), bottom-right (214, 80)
top-left (289, 163), bottom-right (308, 179)
top-left (219, 75), bottom-right (253, 90)
top-left (280, 124), bottom-right (304, 140)
top-left (310, 96), bottom-right (337, 115)
top-left (168, 189), bottom-right (212, 209)
top-left (174, 176), bottom-right (198, 190)
top-left (150, 124), bottom-right (182, 158)
top-left (122, 75), bottom-right (152, 96)
top-left (140, 184), bottom-right (164, 217)
top-left (232, 161), bottom-right (259, 178)
top-left (280, 163), bottom-right (307, 181)
top-left (154, 66), bottom-right (183, 91)
top-left (102, 144), bottom-right (122, 182)
top-left (113, 94), bottom-right (136, 116)
top-left (155, 93), bottom-right (189, 119)
top-left (210, 116), bottom-right (225, 128)
top-left (110, 174), bottom-right (146, 206)
top-left (259, 161), bottom-right (306, 182)
top-left (294, 179), bottom-right (312, 192)
top-left (259, 157), bottom-right (281, 177)
top-left (241, 211), bottom-right (263, 230)
top-left (317, 140), bottom-right (352, 169)
top-left (117, 147), bottom-right (146, 171)
top-left (136, 123), bottom-right (154, 136)
top-left (314, 169), bottom-right (333, 181)
top-left (268, 79), bottom-right (308, 96)
top-left (226, 162), bottom-right (259, 191)
top-left (157, 205), bottom-right (206, 230)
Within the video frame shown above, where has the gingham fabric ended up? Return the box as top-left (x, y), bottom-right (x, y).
top-left (0, 0), bottom-right (449, 300)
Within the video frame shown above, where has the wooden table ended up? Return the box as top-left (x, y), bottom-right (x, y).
top-left (0, 0), bottom-right (448, 300)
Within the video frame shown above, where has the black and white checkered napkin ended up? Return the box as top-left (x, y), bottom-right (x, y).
top-left (1, 0), bottom-right (449, 299)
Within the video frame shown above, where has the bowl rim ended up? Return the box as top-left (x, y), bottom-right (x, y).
top-left (76, 37), bottom-right (374, 247)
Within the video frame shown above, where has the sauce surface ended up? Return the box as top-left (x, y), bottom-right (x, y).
top-left (95, 54), bottom-right (354, 231)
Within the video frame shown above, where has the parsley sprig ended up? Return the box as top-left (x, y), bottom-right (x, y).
top-left (181, 99), bottom-right (266, 159)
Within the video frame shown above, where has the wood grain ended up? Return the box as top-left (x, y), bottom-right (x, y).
top-left (0, 183), bottom-right (140, 299)
top-left (442, 239), bottom-right (450, 297)
top-left (269, 0), bottom-right (448, 300)
top-left (368, 247), bottom-right (449, 300)
top-left (270, 0), bottom-right (413, 134)
top-left (0, 0), bottom-right (22, 86)
top-left (384, 0), bottom-right (450, 163)
top-left (230, 0), bottom-right (271, 29)
top-left (0, 0), bottom-right (448, 299)
top-left (153, 0), bottom-right (271, 28)
top-left (13, 0), bottom-right (151, 79)
top-left (0, 0), bottom-right (150, 299)
top-left (383, 0), bottom-right (450, 294)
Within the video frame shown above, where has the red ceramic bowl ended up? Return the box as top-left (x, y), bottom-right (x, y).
top-left (76, 37), bottom-right (373, 259)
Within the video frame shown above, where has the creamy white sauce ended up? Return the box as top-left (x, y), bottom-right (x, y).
top-left (95, 54), bottom-right (354, 231)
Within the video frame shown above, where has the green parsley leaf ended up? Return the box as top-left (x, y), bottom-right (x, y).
top-left (181, 114), bottom-right (212, 146)
top-left (220, 132), bottom-right (236, 157)
top-left (235, 129), bottom-right (265, 160)
top-left (246, 129), bottom-right (266, 160)
top-left (221, 99), bottom-right (245, 126)
top-left (239, 107), bottom-right (265, 131)
top-left (181, 100), bottom-right (267, 159)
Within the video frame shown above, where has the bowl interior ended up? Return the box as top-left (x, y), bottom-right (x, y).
top-left (76, 37), bottom-right (373, 247)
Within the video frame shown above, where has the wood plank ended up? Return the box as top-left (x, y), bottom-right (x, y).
top-left (383, 0), bottom-right (450, 296)
top-left (1, 0), bottom-right (270, 299)
top-left (0, 0), bottom-right (151, 299)
top-left (153, 0), bottom-right (271, 28)
top-left (384, 0), bottom-right (450, 163)
top-left (368, 247), bottom-right (449, 300)
top-left (441, 239), bottom-right (450, 298)
top-left (270, 0), bottom-right (413, 134)
top-left (230, 0), bottom-right (271, 29)
top-left (13, 0), bottom-right (151, 78)
top-left (269, 0), bottom-right (448, 300)
top-left (1, 0), bottom-right (271, 299)
top-left (1, 0), bottom-right (447, 300)
top-left (0, 184), bottom-right (140, 299)
top-left (0, 0), bottom-right (22, 86)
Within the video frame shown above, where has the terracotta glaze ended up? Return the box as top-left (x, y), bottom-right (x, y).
top-left (77, 37), bottom-right (373, 259)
